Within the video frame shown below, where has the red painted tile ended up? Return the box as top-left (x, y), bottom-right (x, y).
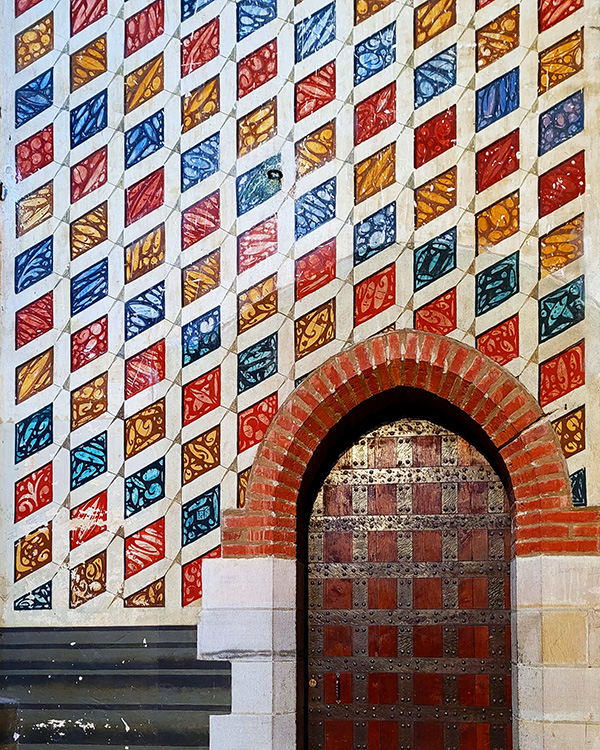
top-left (324, 624), bottom-right (353, 656)
top-left (16, 125), bottom-right (53, 182)
top-left (295, 238), bottom-right (336, 300)
top-left (125, 517), bottom-right (165, 579)
top-left (238, 39), bottom-right (277, 98)
top-left (414, 287), bottom-right (457, 336)
top-left (539, 340), bottom-right (584, 407)
top-left (71, 315), bottom-right (108, 372)
top-left (183, 367), bottom-right (221, 425)
top-left (354, 82), bottom-right (396, 146)
top-left (476, 314), bottom-right (519, 366)
top-left (125, 340), bottom-right (166, 400)
top-left (354, 263), bottom-right (396, 326)
top-left (413, 625), bottom-right (443, 657)
top-left (182, 17), bottom-right (219, 76)
top-left (413, 673), bottom-right (443, 705)
top-left (295, 61), bottom-right (336, 122)
top-left (238, 392), bottom-right (278, 452)
top-left (476, 130), bottom-right (519, 193)
top-left (70, 491), bottom-right (108, 549)
top-left (71, 145), bottom-right (108, 203)
top-left (15, 462), bottom-right (53, 522)
top-left (125, 0), bottom-right (164, 57)
top-left (16, 291), bottom-right (53, 349)
top-left (324, 579), bottom-right (353, 609)
top-left (238, 215), bottom-right (277, 273)
top-left (413, 577), bottom-right (442, 608)
top-left (414, 106), bottom-right (456, 168)
top-left (182, 546), bottom-right (221, 606)
top-left (539, 151), bottom-right (585, 218)
top-left (16, 0), bottom-right (44, 16)
top-left (71, 0), bottom-right (107, 35)
top-left (539, 0), bottom-right (583, 31)
top-left (125, 168), bottom-right (164, 226)
top-left (182, 191), bottom-right (220, 250)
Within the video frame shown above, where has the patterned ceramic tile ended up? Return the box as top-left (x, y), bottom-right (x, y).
top-left (539, 214), bottom-right (584, 278)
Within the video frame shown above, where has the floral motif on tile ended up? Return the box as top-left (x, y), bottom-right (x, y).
top-left (182, 426), bottom-right (220, 485)
top-left (71, 145), bottom-right (108, 204)
top-left (539, 151), bottom-right (585, 218)
top-left (15, 523), bottom-right (52, 581)
top-left (182, 77), bottom-right (220, 133)
top-left (125, 341), bottom-right (165, 400)
top-left (183, 368), bottom-right (221, 426)
top-left (15, 292), bottom-right (53, 349)
top-left (296, 121), bottom-right (336, 177)
top-left (182, 17), bottom-right (219, 76)
top-left (182, 546), bottom-right (221, 606)
top-left (355, 84), bottom-right (395, 146)
top-left (70, 202), bottom-right (108, 259)
top-left (71, 316), bottom-right (108, 372)
top-left (16, 13), bottom-right (53, 71)
top-left (71, 0), bottom-right (107, 35)
top-left (238, 468), bottom-right (251, 509)
top-left (414, 106), bottom-right (456, 168)
top-left (238, 393), bottom-right (278, 453)
top-left (16, 348), bottom-right (53, 404)
top-left (538, 275), bottom-right (584, 343)
top-left (476, 130), bottom-right (519, 193)
top-left (15, 237), bottom-right (53, 294)
top-left (295, 299), bottom-right (336, 359)
top-left (476, 192), bottom-right (520, 254)
top-left (538, 29), bottom-right (584, 94)
top-left (125, 399), bottom-right (166, 460)
top-left (238, 275), bottom-right (278, 334)
top-left (354, 0), bottom-right (393, 25)
top-left (125, 168), bottom-right (164, 226)
top-left (552, 406), bottom-right (585, 458)
top-left (414, 0), bottom-right (456, 49)
top-left (539, 0), bottom-right (583, 32)
top-left (539, 214), bottom-right (583, 278)
top-left (476, 7), bottom-right (519, 71)
top-left (296, 239), bottom-right (336, 301)
top-left (15, 404), bottom-right (53, 464)
top-left (16, 181), bottom-right (53, 237)
top-left (125, 224), bottom-right (165, 284)
top-left (71, 34), bottom-right (107, 92)
top-left (16, 125), bottom-right (53, 182)
top-left (125, 518), bottom-right (165, 579)
top-left (476, 252), bottom-right (519, 317)
top-left (355, 264), bottom-right (396, 326)
top-left (71, 372), bottom-right (108, 431)
top-left (125, 578), bottom-right (166, 608)
top-left (295, 61), bottom-right (336, 122)
top-left (238, 99), bottom-right (277, 157)
top-left (415, 168), bottom-right (457, 229)
top-left (540, 340), bottom-right (585, 408)
top-left (70, 491), bottom-right (107, 550)
top-left (125, 458), bottom-right (165, 518)
top-left (238, 39), bottom-right (277, 98)
top-left (355, 143), bottom-right (396, 204)
top-left (70, 551), bottom-right (107, 608)
top-left (70, 432), bottom-right (107, 490)
top-left (238, 333), bottom-right (278, 392)
top-left (124, 54), bottom-right (164, 114)
top-left (476, 314), bottom-right (519, 366)
top-left (414, 288), bottom-right (457, 335)
top-left (539, 90), bottom-right (584, 156)
top-left (238, 216), bottom-right (277, 273)
top-left (182, 249), bottom-right (221, 307)
top-left (125, 0), bottom-right (164, 58)
top-left (182, 191), bottom-right (221, 250)
top-left (15, 463), bottom-right (53, 523)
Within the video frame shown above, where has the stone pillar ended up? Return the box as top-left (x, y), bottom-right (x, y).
top-left (513, 555), bottom-right (600, 749)
top-left (197, 558), bottom-right (298, 750)
top-left (0, 698), bottom-right (19, 750)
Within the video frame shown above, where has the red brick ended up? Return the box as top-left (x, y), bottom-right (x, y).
top-left (573, 524), bottom-right (600, 537)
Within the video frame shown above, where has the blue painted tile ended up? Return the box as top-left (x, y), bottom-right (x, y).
top-left (125, 457), bottom-right (165, 518)
top-left (475, 251), bottom-right (519, 316)
top-left (414, 227), bottom-right (457, 291)
top-left (71, 89), bottom-right (108, 148)
top-left (15, 69), bottom-right (53, 128)
top-left (414, 45), bottom-right (456, 109)
top-left (182, 484), bottom-right (220, 546)
top-left (237, 154), bottom-right (282, 216)
top-left (71, 259), bottom-right (108, 316)
top-left (125, 110), bottom-right (164, 169)
top-left (295, 177), bottom-right (336, 240)
top-left (538, 275), bottom-right (585, 343)
top-left (354, 202), bottom-right (396, 266)
top-left (238, 332), bottom-right (278, 393)
top-left (125, 281), bottom-right (165, 340)
top-left (182, 133), bottom-right (220, 192)
top-left (15, 403), bottom-right (53, 464)
top-left (182, 307), bottom-right (221, 366)
top-left (295, 2), bottom-right (336, 63)
top-left (476, 68), bottom-right (519, 131)
top-left (182, 0), bottom-right (215, 21)
top-left (15, 236), bottom-right (53, 294)
top-left (14, 581), bottom-right (52, 610)
top-left (539, 90), bottom-right (584, 156)
top-left (354, 23), bottom-right (395, 86)
top-left (238, 0), bottom-right (277, 41)
top-left (70, 432), bottom-right (107, 490)
top-left (570, 467), bottom-right (586, 507)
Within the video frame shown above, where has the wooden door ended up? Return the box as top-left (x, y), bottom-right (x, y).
top-left (307, 420), bottom-right (512, 750)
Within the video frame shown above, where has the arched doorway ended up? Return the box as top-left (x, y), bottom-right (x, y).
top-left (307, 419), bottom-right (512, 750)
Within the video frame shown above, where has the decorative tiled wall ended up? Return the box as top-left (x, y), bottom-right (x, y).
top-left (1, 0), bottom-right (596, 625)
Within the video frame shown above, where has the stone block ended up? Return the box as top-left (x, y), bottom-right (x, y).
top-left (542, 611), bottom-right (587, 664)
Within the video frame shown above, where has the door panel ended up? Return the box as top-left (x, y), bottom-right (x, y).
top-left (307, 420), bottom-right (512, 750)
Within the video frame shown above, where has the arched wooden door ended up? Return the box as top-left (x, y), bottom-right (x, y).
top-left (307, 419), bottom-right (512, 750)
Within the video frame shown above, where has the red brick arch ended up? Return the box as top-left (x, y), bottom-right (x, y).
top-left (223, 330), bottom-right (600, 558)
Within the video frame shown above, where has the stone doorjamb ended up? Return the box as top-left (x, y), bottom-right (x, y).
top-left (198, 330), bottom-right (600, 750)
